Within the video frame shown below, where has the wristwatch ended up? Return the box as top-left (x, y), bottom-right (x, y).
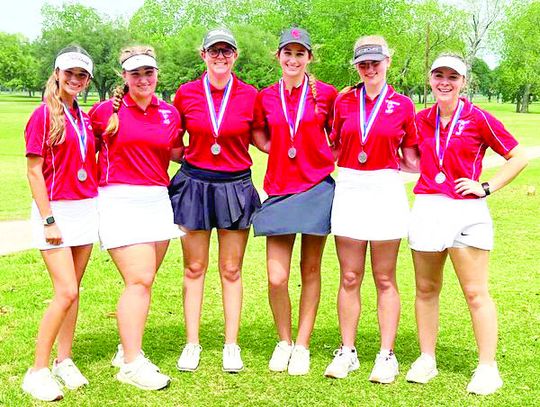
top-left (481, 182), bottom-right (491, 197)
top-left (43, 215), bottom-right (55, 226)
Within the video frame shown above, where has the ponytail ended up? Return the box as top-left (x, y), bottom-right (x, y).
top-left (104, 84), bottom-right (128, 136)
top-left (308, 73), bottom-right (319, 114)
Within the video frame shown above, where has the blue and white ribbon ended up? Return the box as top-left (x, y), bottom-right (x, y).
top-left (435, 99), bottom-right (464, 169)
top-left (358, 83), bottom-right (388, 146)
top-left (279, 75), bottom-right (309, 141)
top-left (63, 102), bottom-right (87, 162)
top-left (203, 73), bottom-right (233, 137)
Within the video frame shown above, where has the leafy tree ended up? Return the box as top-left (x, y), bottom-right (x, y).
top-left (0, 33), bottom-right (40, 95)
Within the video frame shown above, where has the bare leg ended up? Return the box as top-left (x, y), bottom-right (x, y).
top-left (56, 244), bottom-right (93, 361)
top-left (34, 248), bottom-right (79, 369)
top-left (181, 231), bottom-right (211, 344)
top-left (335, 236), bottom-right (367, 348)
top-left (266, 235), bottom-right (295, 343)
top-left (295, 234), bottom-right (326, 348)
top-left (109, 243), bottom-right (163, 363)
top-left (411, 249), bottom-right (447, 356)
top-left (370, 240), bottom-right (401, 350)
top-left (217, 229), bottom-right (249, 344)
top-left (449, 247), bottom-right (497, 364)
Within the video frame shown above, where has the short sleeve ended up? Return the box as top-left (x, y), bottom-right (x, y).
top-left (325, 85), bottom-right (338, 133)
top-left (170, 104), bottom-right (184, 149)
top-left (25, 104), bottom-right (48, 157)
top-left (475, 107), bottom-right (519, 156)
top-left (402, 98), bottom-right (418, 148)
top-left (328, 92), bottom-right (345, 146)
top-left (253, 91), bottom-right (267, 130)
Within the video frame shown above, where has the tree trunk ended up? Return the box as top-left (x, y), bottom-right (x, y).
top-left (516, 94), bottom-right (521, 113)
top-left (519, 83), bottom-right (531, 113)
top-left (83, 88), bottom-right (89, 103)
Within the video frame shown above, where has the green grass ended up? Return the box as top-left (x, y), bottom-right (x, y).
top-left (0, 155), bottom-right (539, 405)
top-left (1, 95), bottom-right (539, 220)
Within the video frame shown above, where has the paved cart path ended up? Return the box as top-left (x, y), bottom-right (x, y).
top-left (1, 146), bottom-right (539, 256)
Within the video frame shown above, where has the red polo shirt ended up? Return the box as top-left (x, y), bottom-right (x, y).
top-left (331, 85), bottom-right (417, 170)
top-left (253, 80), bottom-right (337, 196)
top-left (89, 93), bottom-right (181, 187)
top-left (25, 103), bottom-right (98, 201)
top-left (173, 73), bottom-right (257, 172)
top-left (414, 97), bottom-right (519, 199)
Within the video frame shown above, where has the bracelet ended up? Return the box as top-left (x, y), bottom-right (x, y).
top-left (481, 182), bottom-right (491, 197)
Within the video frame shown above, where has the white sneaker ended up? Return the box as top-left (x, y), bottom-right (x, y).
top-left (176, 343), bottom-right (202, 372)
top-left (324, 347), bottom-right (360, 379)
top-left (52, 358), bottom-right (89, 390)
top-left (287, 345), bottom-right (310, 376)
top-left (406, 354), bottom-right (438, 384)
top-left (22, 368), bottom-right (64, 401)
top-left (369, 351), bottom-right (399, 383)
top-left (222, 344), bottom-right (243, 373)
top-left (111, 344), bottom-right (124, 368)
top-left (268, 341), bottom-right (293, 372)
top-left (466, 363), bottom-right (503, 395)
top-left (116, 354), bottom-right (170, 390)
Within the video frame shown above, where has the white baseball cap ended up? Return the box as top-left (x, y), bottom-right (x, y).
top-left (430, 56), bottom-right (467, 77)
top-left (121, 54), bottom-right (158, 71)
top-left (55, 51), bottom-right (94, 77)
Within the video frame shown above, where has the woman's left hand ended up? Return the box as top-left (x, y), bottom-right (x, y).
top-left (454, 178), bottom-right (486, 197)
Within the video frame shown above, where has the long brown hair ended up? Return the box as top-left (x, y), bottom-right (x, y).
top-left (44, 45), bottom-right (92, 145)
top-left (104, 45), bottom-right (156, 136)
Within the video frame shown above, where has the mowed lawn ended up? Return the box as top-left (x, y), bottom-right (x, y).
top-left (0, 94), bottom-right (539, 405)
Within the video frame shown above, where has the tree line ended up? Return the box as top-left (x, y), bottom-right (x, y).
top-left (0, 0), bottom-right (538, 112)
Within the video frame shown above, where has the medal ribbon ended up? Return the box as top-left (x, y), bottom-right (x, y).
top-left (203, 73), bottom-right (233, 138)
top-left (358, 83), bottom-right (388, 146)
top-left (435, 99), bottom-right (464, 169)
top-left (279, 75), bottom-right (309, 142)
top-left (63, 103), bottom-right (87, 162)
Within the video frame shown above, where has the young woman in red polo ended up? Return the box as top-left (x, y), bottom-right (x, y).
top-left (168, 28), bottom-right (260, 373)
top-left (406, 54), bottom-right (527, 395)
top-left (324, 35), bottom-right (419, 382)
top-left (252, 27), bottom-right (337, 376)
top-left (22, 45), bottom-right (98, 402)
top-left (89, 45), bottom-right (182, 391)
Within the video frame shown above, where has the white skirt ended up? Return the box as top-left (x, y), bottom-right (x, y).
top-left (331, 168), bottom-right (410, 241)
top-left (31, 198), bottom-right (99, 250)
top-left (98, 184), bottom-right (184, 250)
top-left (409, 194), bottom-right (493, 252)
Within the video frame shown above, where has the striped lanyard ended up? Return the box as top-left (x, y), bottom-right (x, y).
top-left (279, 75), bottom-right (309, 143)
top-left (63, 102), bottom-right (87, 162)
top-left (358, 83), bottom-right (388, 146)
top-left (435, 99), bottom-right (464, 169)
top-left (203, 73), bottom-right (233, 137)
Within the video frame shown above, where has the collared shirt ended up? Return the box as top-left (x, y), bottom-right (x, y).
top-left (89, 93), bottom-right (182, 187)
top-left (253, 80), bottom-right (337, 196)
top-left (414, 97), bottom-right (519, 199)
top-left (173, 73), bottom-right (257, 172)
top-left (25, 103), bottom-right (98, 200)
top-left (330, 84), bottom-right (417, 170)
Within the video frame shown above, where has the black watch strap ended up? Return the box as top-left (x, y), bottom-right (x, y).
top-left (481, 182), bottom-right (491, 197)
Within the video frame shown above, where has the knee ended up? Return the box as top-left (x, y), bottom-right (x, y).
top-left (341, 270), bottom-right (362, 290)
top-left (268, 273), bottom-right (288, 290)
top-left (56, 286), bottom-right (79, 308)
top-left (127, 273), bottom-right (155, 292)
top-left (300, 260), bottom-right (321, 281)
top-left (374, 274), bottom-right (397, 294)
top-left (220, 263), bottom-right (241, 283)
top-left (416, 280), bottom-right (442, 300)
top-left (463, 286), bottom-right (491, 310)
top-left (184, 262), bottom-right (207, 280)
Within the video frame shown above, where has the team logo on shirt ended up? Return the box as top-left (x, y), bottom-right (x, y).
top-left (159, 109), bottom-right (172, 125)
top-left (385, 100), bottom-right (400, 114)
top-left (82, 117), bottom-right (92, 131)
top-left (455, 119), bottom-right (470, 136)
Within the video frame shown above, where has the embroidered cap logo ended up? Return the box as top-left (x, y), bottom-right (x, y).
top-left (291, 29), bottom-right (301, 39)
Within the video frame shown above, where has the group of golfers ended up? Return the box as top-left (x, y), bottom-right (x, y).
top-left (21, 26), bottom-right (527, 401)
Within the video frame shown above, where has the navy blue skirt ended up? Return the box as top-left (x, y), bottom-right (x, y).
top-left (168, 161), bottom-right (261, 231)
top-left (252, 175), bottom-right (335, 237)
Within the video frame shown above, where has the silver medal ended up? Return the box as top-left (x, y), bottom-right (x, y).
top-left (358, 151), bottom-right (368, 164)
top-left (288, 147), bottom-right (297, 159)
top-left (435, 172), bottom-right (446, 184)
top-left (77, 168), bottom-right (87, 182)
top-left (211, 143), bottom-right (221, 155)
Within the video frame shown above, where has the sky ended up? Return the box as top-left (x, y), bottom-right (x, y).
top-left (0, 0), bottom-right (144, 40)
top-left (0, 0), bottom-right (499, 67)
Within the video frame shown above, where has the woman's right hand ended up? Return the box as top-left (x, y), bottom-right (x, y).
top-left (44, 223), bottom-right (63, 246)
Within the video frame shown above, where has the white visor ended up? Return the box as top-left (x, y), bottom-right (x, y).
top-left (121, 54), bottom-right (158, 71)
top-left (430, 56), bottom-right (467, 77)
top-left (54, 52), bottom-right (93, 77)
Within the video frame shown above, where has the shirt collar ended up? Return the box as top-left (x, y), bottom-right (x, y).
top-left (122, 92), bottom-right (159, 109)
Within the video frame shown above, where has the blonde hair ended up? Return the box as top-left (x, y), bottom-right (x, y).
top-left (341, 35), bottom-right (392, 94)
top-left (104, 45), bottom-right (156, 136)
top-left (44, 45), bottom-right (92, 145)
